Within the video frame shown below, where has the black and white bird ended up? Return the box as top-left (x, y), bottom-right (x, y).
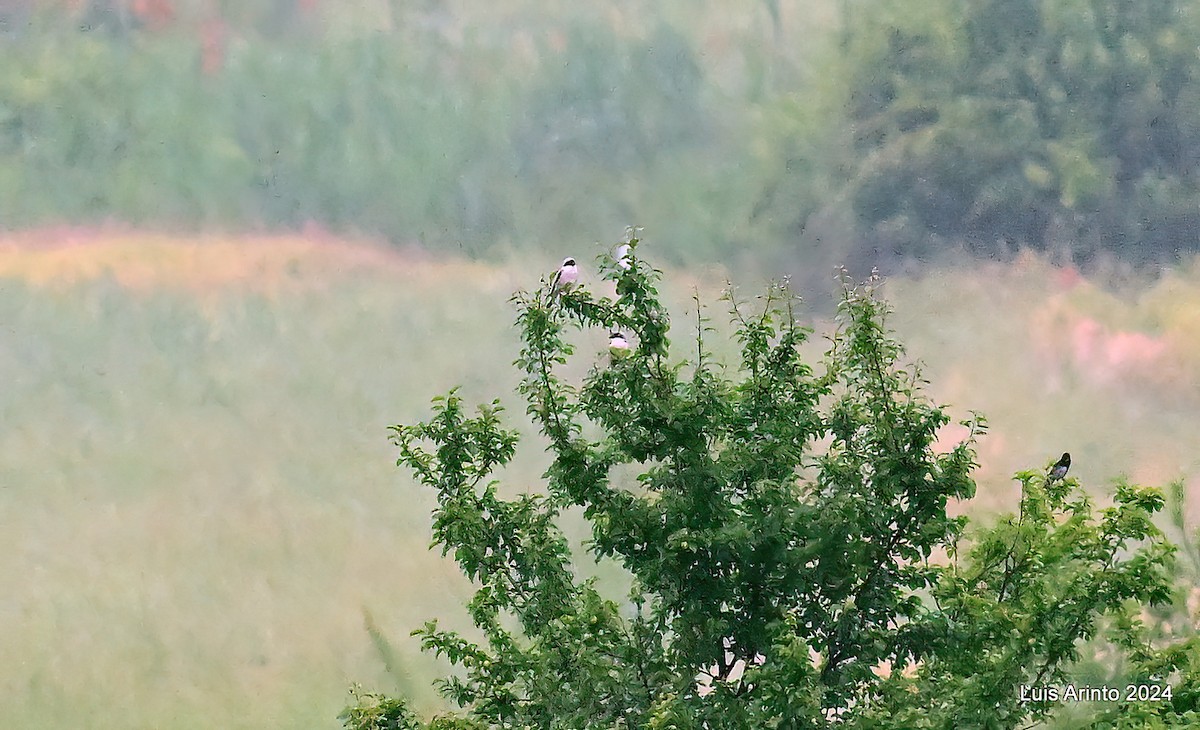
top-left (608, 330), bottom-right (631, 358)
top-left (614, 244), bottom-right (631, 270)
top-left (1048, 452), bottom-right (1071, 482)
top-left (550, 257), bottom-right (578, 296)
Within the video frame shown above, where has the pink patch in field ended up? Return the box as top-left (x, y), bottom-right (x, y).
top-left (1062, 316), bottom-right (1173, 387)
top-left (1031, 302), bottom-right (1176, 392)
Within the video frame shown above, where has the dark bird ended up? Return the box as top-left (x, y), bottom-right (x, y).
top-left (1048, 452), bottom-right (1071, 482)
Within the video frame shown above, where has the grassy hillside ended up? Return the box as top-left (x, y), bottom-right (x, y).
top-left (0, 232), bottom-right (522, 728)
top-left (0, 233), bottom-right (1196, 728)
top-left (0, 231), bottom-right (723, 728)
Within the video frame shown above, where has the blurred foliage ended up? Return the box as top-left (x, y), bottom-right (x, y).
top-left (828, 0), bottom-right (1200, 267)
top-left (2, 0), bottom-right (1200, 277)
top-left (0, 26), bottom-right (510, 251)
top-left (0, 1), bottom-right (797, 266)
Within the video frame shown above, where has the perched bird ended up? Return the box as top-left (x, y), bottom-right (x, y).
top-left (614, 243), bottom-right (631, 270)
top-left (1048, 452), bottom-right (1071, 482)
top-left (608, 330), bottom-right (632, 358)
top-left (550, 257), bottom-right (578, 296)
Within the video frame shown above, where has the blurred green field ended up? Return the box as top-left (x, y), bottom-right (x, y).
top-left (1, 233), bottom-right (1197, 728)
top-left (0, 0), bottom-right (841, 270)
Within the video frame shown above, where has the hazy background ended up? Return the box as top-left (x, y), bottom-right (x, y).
top-left (1, 1), bottom-right (1199, 727)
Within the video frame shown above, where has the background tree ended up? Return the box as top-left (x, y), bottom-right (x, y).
top-left (345, 238), bottom-right (1196, 729)
top-left (822, 0), bottom-right (1200, 267)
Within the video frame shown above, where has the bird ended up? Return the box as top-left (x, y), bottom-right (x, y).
top-left (608, 330), bottom-right (632, 358)
top-left (550, 257), bottom-right (578, 296)
top-left (614, 243), bottom-right (631, 270)
top-left (1048, 452), bottom-right (1071, 482)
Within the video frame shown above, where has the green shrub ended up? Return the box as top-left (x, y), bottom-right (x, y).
top-left (352, 238), bottom-right (1197, 728)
